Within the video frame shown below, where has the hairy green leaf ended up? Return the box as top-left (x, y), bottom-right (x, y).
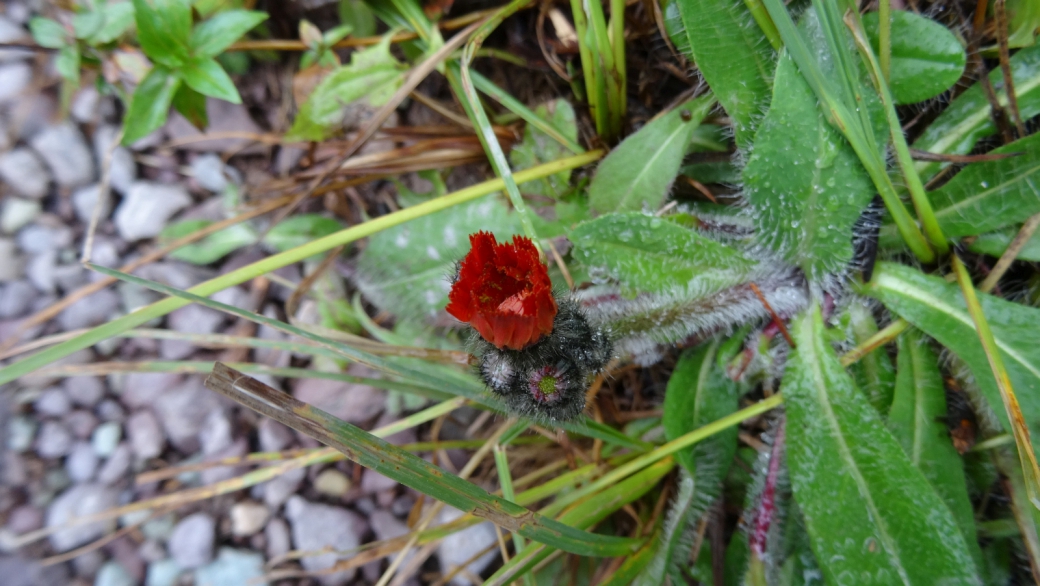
top-left (354, 198), bottom-right (521, 325)
top-left (160, 220), bottom-right (258, 265)
top-left (633, 471), bottom-right (698, 586)
top-left (671, 0), bottom-right (774, 146)
top-left (784, 306), bottom-right (980, 584)
top-left (889, 329), bottom-right (983, 567)
top-left (862, 11), bottom-right (966, 105)
top-left (570, 212), bottom-right (757, 296)
top-left (180, 57), bottom-right (240, 103)
top-left (132, 0), bottom-right (191, 67)
top-left (122, 66), bottom-right (181, 144)
top-left (189, 9), bottom-right (268, 58)
top-left (286, 36), bottom-right (404, 141)
top-left (742, 52), bottom-right (875, 280)
top-left (911, 44), bottom-right (1040, 181)
top-left (589, 96), bottom-right (713, 213)
top-left (868, 262), bottom-right (1040, 461)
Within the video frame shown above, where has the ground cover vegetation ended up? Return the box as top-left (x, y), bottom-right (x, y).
top-left (5, 0), bottom-right (1040, 582)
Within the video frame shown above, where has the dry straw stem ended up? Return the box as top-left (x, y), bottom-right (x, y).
top-left (979, 212), bottom-right (1040, 293)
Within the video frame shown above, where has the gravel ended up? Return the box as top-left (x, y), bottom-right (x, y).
top-left (91, 421), bottom-right (122, 457)
top-left (168, 513), bottom-right (216, 569)
top-left (63, 410), bottom-right (99, 439)
top-left (29, 122), bottom-right (96, 189)
top-left (65, 441), bottom-right (99, 483)
top-left (93, 125), bottom-right (136, 195)
top-left (45, 484), bottom-right (119, 552)
top-left (154, 377), bottom-right (222, 453)
top-left (229, 501), bottom-right (269, 538)
top-left (0, 240), bottom-right (23, 282)
top-left (194, 547), bottom-right (266, 586)
top-left (161, 303), bottom-right (225, 360)
top-left (436, 508), bottom-right (499, 586)
top-left (264, 517), bottom-right (291, 560)
top-left (96, 443), bottom-right (132, 485)
top-left (0, 62), bottom-right (31, 103)
top-left (114, 182), bottom-right (192, 241)
top-left (71, 183), bottom-right (112, 224)
top-left (94, 561), bottom-right (135, 586)
top-left (57, 286), bottom-right (120, 330)
top-left (0, 148), bottom-right (49, 199)
top-left (33, 386), bottom-right (71, 417)
top-left (63, 376), bottom-right (105, 408)
top-left (257, 419), bottom-right (293, 453)
top-left (1, 197), bottom-right (41, 233)
top-left (35, 420), bottom-right (73, 458)
top-left (0, 281), bottom-right (33, 317)
top-left (126, 410), bottom-right (164, 460)
top-left (292, 370), bottom-right (385, 425)
top-left (285, 496), bottom-right (365, 585)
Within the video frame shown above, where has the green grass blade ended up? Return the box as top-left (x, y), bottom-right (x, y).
top-left (206, 363), bottom-right (643, 557)
top-left (469, 70), bottom-right (584, 154)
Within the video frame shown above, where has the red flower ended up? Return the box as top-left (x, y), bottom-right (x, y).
top-left (446, 232), bottom-right (557, 350)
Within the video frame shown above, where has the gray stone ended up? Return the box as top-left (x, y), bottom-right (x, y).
top-left (34, 386), bottom-right (71, 417)
top-left (29, 122), bottom-right (95, 189)
top-left (0, 281), bottom-right (35, 317)
top-left (155, 377), bottom-right (222, 453)
top-left (138, 539), bottom-right (166, 563)
top-left (161, 303), bottom-right (225, 359)
top-left (46, 484), bottom-right (119, 551)
top-left (1, 198), bottom-right (40, 233)
top-left (94, 561), bottom-right (135, 586)
top-left (0, 63), bottom-right (30, 103)
top-left (168, 512), bottom-right (215, 569)
top-left (119, 372), bottom-right (181, 409)
top-left (65, 410), bottom-right (99, 440)
top-left (91, 421), bottom-right (122, 457)
top-left (5, 505), bottom-right (43, 534)
top-left (285, 496), bottom-right (364, 585)
top-left (72, 549), bottom-right (105, 580)
top-left (0, 17), bottom-right (32, 61)
top-left (35, 420), bottom-right (72, 458)
top-left (194, 547), bottom-right (267, 586)
top-left (262, 467), bottom-right (304, 509)
top-left (64, 376), bottom-right (105, 407)
top-left (361, 469), bottom-right (397, 495)
top-left (72, 184), bottom-right (112, 224)
top-left (70, 87), bottom-right (100, 123)
top-left (165, 99), bottom-right (263, 153)
top-left (292, 369), bottom-right (385, 424)
top-left (369, 510), bottom-right (416, 568)
top-left (0, 148), bottom-right (48, 199)
top-left (199, 438), bottom-right (247, 486)
top-left (0, 239), bottom-right (22, 282)
top-left (93, 126), bottom-right (135, 195)
top-left (96, 398), bottom-right (126, 422)
top-left (314, 469), bottom-right (351, 497)
top-left (126, 410), bottom-right (163, 460)
top-left (437, 507), bottom-right (498, 585)
top-left (114, 182), bottom-right (191, 241)
top-left (229, 501), bottom-right (269, 537)
top-left (16, 223), bottom-right (73, 254)
top-left (58, 288), bottom-right (120, 331)
top-left (24, 250), bottom-right (55, 293)
top-left (190, 154), bottom-right (229, 193)
top-left (145, 559), bottom-right (180, 586)
top-left (257, 419), bottom-right (293, 453)
top-left (96, 443), bottom-right (132, 485)
top-left (265, 517), bottom-right (291, 560)
top-left (199, 410), bottom-right (233, 455)
top-left (66, 441), bottom-right (99, 482)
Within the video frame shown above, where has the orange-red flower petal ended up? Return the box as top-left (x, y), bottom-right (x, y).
top-left (446, 232), bottom-right (557, 350)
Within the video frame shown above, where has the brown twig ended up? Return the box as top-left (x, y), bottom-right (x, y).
top-left (994, 0), bottom-right (1026, 136)
top-left (749, 282), bottom-right (794, 347)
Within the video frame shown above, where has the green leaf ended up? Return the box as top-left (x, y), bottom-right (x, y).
top-left (846, 299), bottom-right (896, 414)
top-left (264, 214), bottom-right (343, 252)
top-left (663, 341), bottom-right (739, 482)
top-left (286, 36), bottom-right (405, 141)
top-left (354, 198), bottom-right (522, 325)
top-left (742, 51), bottom-right (876, 280)
top-left (159, 220), bottom-right (257, 265)
top-left (29, 17), bottom-right (68, 49)
top-left (322, 23), bottom-right (354, 46)
top-left (911, 43), bottom-right (1040, 181)
top-left (783, 305), bottom-right (980, 585)
top-left (967, 228), bottom-right (1040, 261)
top-left (1008, 0), bottom-right (1040, 48)
top-left (132, 0), bottom-right (191, 67)
top-left (339, 0), bottom-right (377, 38)
top-left (508, 99), bottom-right (578, 199)
top-left (926, 131), bottom-right (1040, 239)
top-left (56, 45), bottom-right (81, 84)
top-left (72, 10), bottom-right (105, 41)
top-left (189, 9), bottom-right (268, 58)
top-left (589, 96), bottom-right (713, 213)
top-left (570, 212), bottom-right (757, 296)
top-left (172, 83), bottom-right (208, 129)
top-left (862, 11), bottom-right (966, 105)
top-left (671, 0), bottom-right (775, 146)
top-left (867, 262), bottom-right (1040, 462)
top-left (89, 2), bottom-right (136, 44)
top-left (889, 329), bottom-right (983, 568)
top-left (180, 57), bottom-right (240, 103)
top-left (633, 471), bottom-right (699, 586)
top-left (122, 66), bottom-right (181, 145)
